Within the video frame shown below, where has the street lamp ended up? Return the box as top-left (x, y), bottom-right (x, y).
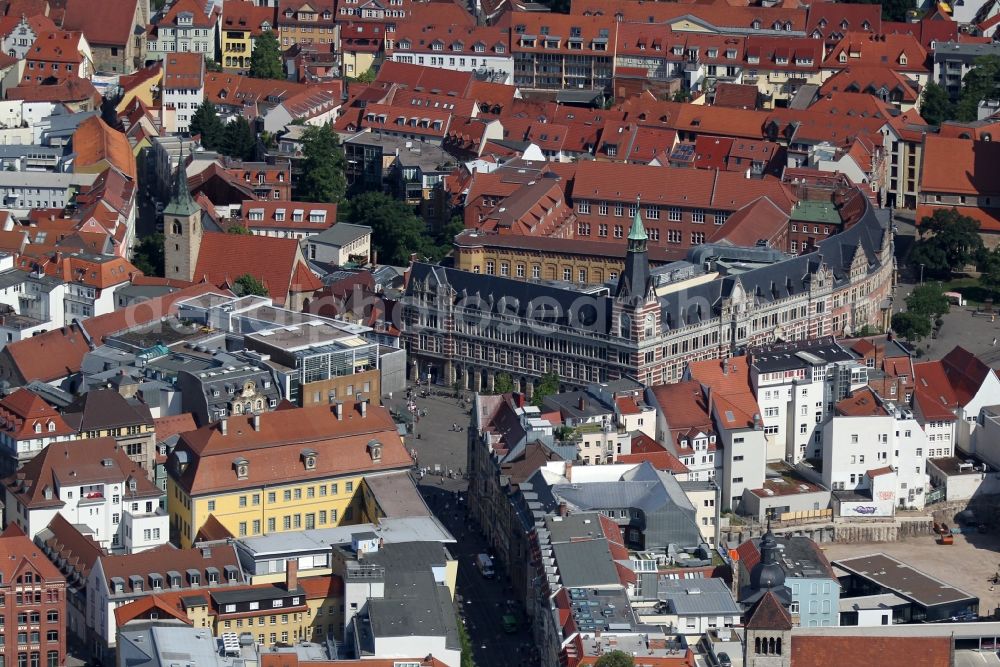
top-left (919, 263), bottom-right (924, 285)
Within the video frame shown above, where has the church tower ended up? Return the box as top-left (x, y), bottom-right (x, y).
top-left (163, 154), bottom-right (202, 282)
top-left (612, 201), bottom-right (661, 385)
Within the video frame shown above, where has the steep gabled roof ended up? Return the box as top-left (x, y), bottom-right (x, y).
top-left (62, 0), bottom-right (139, 47)
top-left (745, 590), bottom-right (792, 630)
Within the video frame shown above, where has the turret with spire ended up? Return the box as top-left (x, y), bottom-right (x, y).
top-left (163, 148), bottom-right (199, 218)
top-left (615, 197), bottom-right (652, 303)
top-left (163, 148), bottom-right (203, 281)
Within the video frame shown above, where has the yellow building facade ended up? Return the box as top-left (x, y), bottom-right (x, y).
top-left (165, 401), bottom-right (414, 548)
top-left (169, 473), bottom-right (367, 549)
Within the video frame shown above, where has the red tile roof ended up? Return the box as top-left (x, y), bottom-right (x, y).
top-left (163, 52), bottom-right (204, 91)
top-left (0, 388), bottom-right (74, 440)
top-left (790, 635), bottom-right (951, 667)
top-left (192, 232), bottom-right (315, 306)
top-left (835, 387), bottom-right (888, 417)
top-left (98, 543), bottom-right (242, 594)
top-left (571, 162), bottom-right (795, 213)
top-left (25, 29), bottom-right (85, 65)
top-left (4, 438), bottom-right (160, 510)
top-left (745, 590), bottom-right (792, 630)
top-left (39, 513), bottom-right (106, 582)
top-left (819, 66), bottom-right (919, 104)
top-left (572, 0), bottom-right (807, 32)
top-left (619, 434), bottom-right (689, 474)
top-left (806, 3), bottom-right (881, 39)
top-left (157, 0), bottom-right (216, 28)
top-left (824, 32), bottom-right (929, 73)
top-left (915, 204), bottom-right (1000, 234)
top-left (114, 594), bottom-right (193, 627)
top-left (920, 135), bottom-right (1000, 197)
top-left (62, 0), bottom-right (139, 47)
top-left (0, 523), bottom-right (63, 585)
top-left (72, 116), bottom-right (137, 180)
top-left (0, 323), bottom-right (92, 383)
top-left (374, 61), bottom-right (474, 97)
top-left (650, 382), bottom-right (713, 434)
top-left (713, 82), bottom-right (759, 110)
top-left (153, 413), bottom-right (198, 443)
top-left (223, 0), bottom-right (277, 37)
top-left (172, 401), bottom-right (413, 496)
top-left (687, 356), bottom-right (762, 430)
top-left (6, 76), bottom-right (100, 105)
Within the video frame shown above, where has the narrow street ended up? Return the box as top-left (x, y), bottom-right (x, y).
top-left (396, 384), bottom-right (538, 666)
top-left (420, 480), bottom-right (539, 667)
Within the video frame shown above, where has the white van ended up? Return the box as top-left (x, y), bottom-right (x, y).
top-left (476, 553), bottom-right (495, 578)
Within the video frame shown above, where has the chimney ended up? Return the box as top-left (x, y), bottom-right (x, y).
top-left (220, 419), bottom-right (228, 436)
top-left (722, 357), bottom-right (729, 375)
top-left (285, 559), bottom-right (298, 592)
top-left (564, 461), bottom-right (572, 482)
top-left (334, 402), bottom-right (344, 420)
top-left (559, 501), bottom-right (568, 517)
top-left (359, 399), bottom-right (368, 418)
top-left (252, 414), bottom-right (261, 431)
top-left (578, 396), bottom-right (586, 411)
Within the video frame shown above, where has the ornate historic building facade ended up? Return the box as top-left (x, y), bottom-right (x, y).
top-left (403, 194), bottom-right (893, 393)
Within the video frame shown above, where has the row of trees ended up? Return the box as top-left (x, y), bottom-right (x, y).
top-left (891, 284), bottom-right (950, 341)
top-left (491, 372), bottom-right (561, 406)
top-left (188, 102), bottom-right (258, 160)
top-left (921, 55), bottom-right (1000, 125)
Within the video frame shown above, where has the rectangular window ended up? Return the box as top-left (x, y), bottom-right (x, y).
top-left (668, 207), bottom-right (681, 221)
top-left (692, 209), bottom-right (705, 224)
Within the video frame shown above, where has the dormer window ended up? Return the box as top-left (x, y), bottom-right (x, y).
top-left (839, 51), bottom-right (847, 63)
top-left (301, 449), bottom-right (317, 470)
top-left (234, 457), bottom-right (249, 480)
top-left (34, 423), bottom-right (41, 434)
top-left (898, 53), bottom-right (907, 66)
top-left (367, 439), bottom-right (383, 462)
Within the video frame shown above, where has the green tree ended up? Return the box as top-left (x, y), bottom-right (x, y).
top-left (345, 192), bottom-right (430, 265)
top-left (296, 124), bottom-right (347, 204)
top-left (131, 233), bottom-right (164, 277)
top-left (204, 56), bottom-right (222, 72)
top-left (349, 67), bottom-right (377, 84)
top-left (909, 208), bottom-right (984, 279)
top-left (249, 30), bottom-right (284, 80)
top-left (919, 82), bottom-right (954, 126)
top-left (456, 614), bottom-right (475, 667)
top-left (189, 100), bottom-right (225, 149)
top-left (892, 311), bottom-right (932, 341)
top-left (955, 55), bottom-right (1000, 122)
top-left (840, 0), bottom-right (911, 22)
top-left (531, 371), bottom-right (561, 407)
top-left (671, 89), bottom-right (692, 103)
top-left (906, 284), bottom-right (950, 320)
top-left (593, 651), bottom-right (635, 667)
top-left (227, 224), bottom-right (250, 235)
top-left (980, 246), bottom-right (1000, 289)
top-left (221, 117), bottom-right (257, 161)
top-left (493, 373), bottom-right (514, 394)
top-left (234, 274), bottom-right (269, 297)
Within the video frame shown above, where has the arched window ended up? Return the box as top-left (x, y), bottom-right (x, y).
top-left (768, 637), bottom-right (776, 654)
top-left (172, 221), bottom-right (183, 235)
top-left (776, 638), bottom-right (782, 655)
top-left (755, 637), bottom-right (761, 654)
